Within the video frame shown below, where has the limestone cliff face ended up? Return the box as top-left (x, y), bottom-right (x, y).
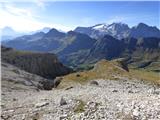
top-left (1, 46), bottom-right (72, 79)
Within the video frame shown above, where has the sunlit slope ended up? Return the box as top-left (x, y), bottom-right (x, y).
top-left (59, 59), bottom-right (160, 88)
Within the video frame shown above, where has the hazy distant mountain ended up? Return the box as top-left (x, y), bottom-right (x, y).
top-left (30, 27), bottom-right (51, 34)
top-left (1, 26), bottom-right (17, 36)
top-left (3, 28), bottom-right (96, 54)
top-left (2, 32), bottom-right (45, 51)
top-left (74, 22), bottom-right (160, 39)
top-left (1, 27), bottom-right (24, 41)
top-left (1, 27), bottom-right (51, 41)
top-left (39, 27), bottom-right (51, 33)
top-left (2, 28), bottom-right (65, 52)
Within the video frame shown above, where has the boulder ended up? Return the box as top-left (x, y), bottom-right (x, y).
top-left (39, 77), bottom-right (62, 90)
top-left (112, 90), bottom-right (118, 92)
top-left (40, 80), bottom-right (54, 90)
top-left (90, 80), bottom-right (99, 86)
top-left (60, 97), bottom-right (67, 106)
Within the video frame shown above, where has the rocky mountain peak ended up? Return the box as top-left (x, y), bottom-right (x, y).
top-left (109, 22), bottom-right (129, 29)
top-left (45, 28), bottom-right (65, 38)
top-left (133, 23), bottom-right (149, 29)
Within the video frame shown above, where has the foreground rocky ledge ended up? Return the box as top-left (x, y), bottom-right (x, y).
top-left (1, 78), bottom-right (160, 120)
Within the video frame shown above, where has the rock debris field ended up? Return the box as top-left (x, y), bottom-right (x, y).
top-left (1, 77), bottom-right (160, 120)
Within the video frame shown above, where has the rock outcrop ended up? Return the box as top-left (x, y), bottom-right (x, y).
top-left (1, 46), bottom-right (72, 79)
top-left (1, 62), bottom-right (55, 91)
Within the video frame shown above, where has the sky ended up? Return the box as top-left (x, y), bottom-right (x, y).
top-left (0, 1), bottom-right (159, 32)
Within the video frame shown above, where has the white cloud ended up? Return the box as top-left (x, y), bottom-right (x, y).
top-left (0, 4), bottom-right (48, 32)
top-left (5, 5), bottom-right (33, 17)
top-left (0, 3), bottom-right (72, 32)
top-left (34, 0), bottom-right (46, 10)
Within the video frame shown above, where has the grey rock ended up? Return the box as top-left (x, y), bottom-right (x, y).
top-left (40, 80), bottom-right (54, 90)
top-left (90, 80), bottom-right (99, 86)
top-left (112, 90), bottom-right (118, 92)
top-left (128, 90), bottom-right (133, 93)
top-left (35, 102), bottom-right (49, 108)
top-left (60, 97), bottom-right (67, 106)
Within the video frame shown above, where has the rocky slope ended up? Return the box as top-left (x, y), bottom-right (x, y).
top-left (57, 31), bottom-right (96, 65)
top-left (1, 60), bottom-right (160, 120)
top-left (85, 35), bottom-right (125, 62)
top-left (2, 79), bottom-right (160, 120)
top-left (1, 62), bottom-right (56, 91)
top-left (1, 46), bottom-right (72, 79)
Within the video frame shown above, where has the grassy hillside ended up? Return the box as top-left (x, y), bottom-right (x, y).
top-left (59, 59), bottom-right (160, 88)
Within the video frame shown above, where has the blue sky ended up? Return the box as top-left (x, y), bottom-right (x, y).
top-left (0, 1), bottom-right (159, 32)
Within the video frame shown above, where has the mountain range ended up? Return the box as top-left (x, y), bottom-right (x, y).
top-left (1, 27), bottom-right (51, 41)
top-left (2, 22), bottom-right (160, 71)
top-left (75, 22), bottom-right (160, 39)
top-left (2, 21), bottom-right (160, 120)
